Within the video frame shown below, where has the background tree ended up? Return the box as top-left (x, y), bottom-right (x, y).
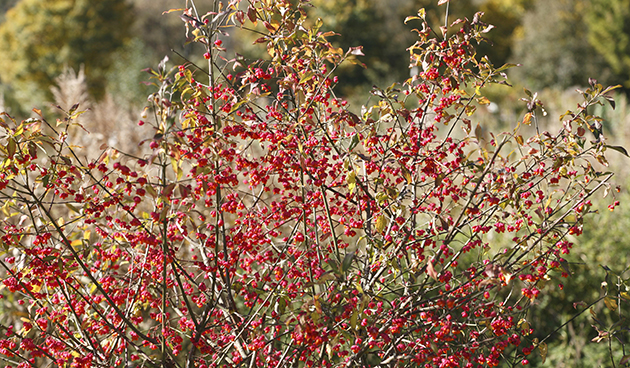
top-left (0, 0), bottom-right (19, 23)
top-left (510, 0), bottom-right (613, 91)
top-left (473, 0), bottom-right (532, 69)
top-left (586, 0), bottom-right (630, 88)
top-left (0, 0), bottom-right (133, 105)
top-left (308, 0), bottom-right (415, 97)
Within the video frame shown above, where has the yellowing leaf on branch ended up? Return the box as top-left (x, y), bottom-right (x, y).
top-left (477, 96), bottom-right (491, 105)
top-left (604, 297), bottom-right (618, 311)
top-left (376, 215), bottom-right (388, 233)
top-left (347, 171), bottom-right (357, 194)
top-left (539, 342), bottom-right (548, 363)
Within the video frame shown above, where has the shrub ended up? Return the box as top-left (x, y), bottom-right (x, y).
top-left (0, 1), bottom-right (622, 367)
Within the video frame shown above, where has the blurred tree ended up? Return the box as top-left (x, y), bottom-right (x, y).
top-left (105, 37), bottom-right (153, 103)
top-left (0, 0), bottom-right (133, 104)
top-left (0, 0), bottom-right (19, 23)
top-left (510, 0), bottom-right (613, 90)
top-left (130, 0), bottom-right (190, 60)
top-left (474, 0), bottom-right (533, 68)
top-left (586, 0), bottom-right (630, 89)
top-left (308, 0), bottom-right (415, 97)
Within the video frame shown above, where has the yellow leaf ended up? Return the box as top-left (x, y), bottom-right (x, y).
top-left (477, 96), bottom-right (491, 105)
top-left (376, 215), bottom-right (388, 233)
top-left (404, 15), bottom-right (421, 24)
top-left (171, 157), bottom-right (180, 176)
top-left (375, 192), bottom-right (388, 205)
top-left (347, 171), bottom-right (357, 194)
top-left (604, 297), bottom-right (618, 311)
top-left (162, 8), bottom-right (186, 15)
top-left (384, 187), bottom-right (397, 198)
top-left (518, 319), bottom-right (531, 335)
top-left (30, 283), bottom-right (41, 293)
top-left (523, 112), bottom-right (532, 126)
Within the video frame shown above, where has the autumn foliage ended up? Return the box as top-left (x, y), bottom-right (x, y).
top-left (0, 1), bottom-right (623, 367)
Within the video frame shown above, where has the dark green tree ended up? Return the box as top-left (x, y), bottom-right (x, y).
top-left (308, 0), bottom-right (416, 97)
top-left (586, 0), bottom-right (630, 88)
top-left (474, 0), bottom-right (533, 68)
top-left (0, 0), bottom-right (133, 104)
top-left (510, 0), bottom-right (613, 90)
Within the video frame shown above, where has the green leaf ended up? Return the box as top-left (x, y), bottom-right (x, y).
top-left (7, 138), bottom-right (16, 158)
top-left (145, 185), bottom-right (157, 198)
top-left (605, 145), bottom-right (629, 157)
top-left (342, 251), bottom-right (355, 273)
top-left (348, 134), bottom-right (359, 151)
top-left (495, 63), bottom-right (519, 73)
top-left (603, 95), bottom-right (616, 110)
top-left (65, 203), bottom-right (80, 214)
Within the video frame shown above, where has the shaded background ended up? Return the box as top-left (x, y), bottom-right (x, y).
top-left (1, 0), bottom-right (630, 366)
